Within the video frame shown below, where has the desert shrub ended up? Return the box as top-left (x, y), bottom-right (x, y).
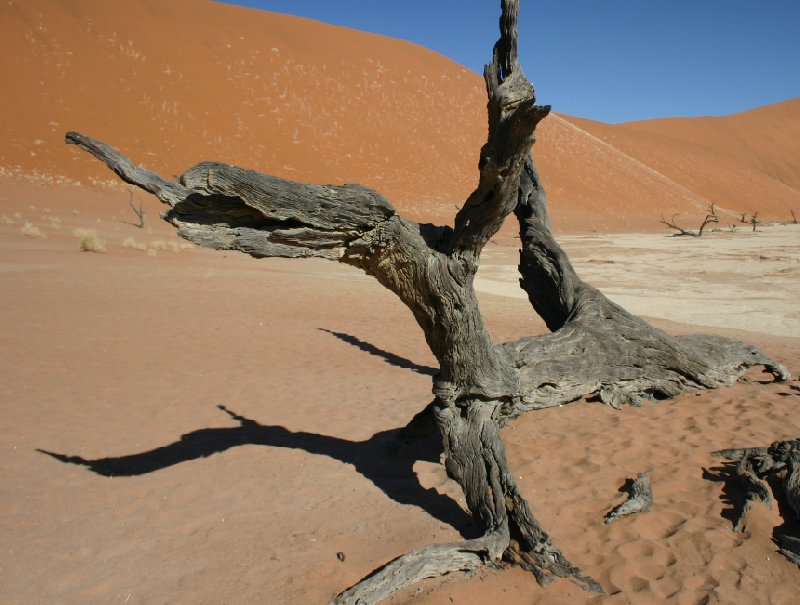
top-left (122, 237), bottom-right (147, 251)
top-left (76, 229), bottom-right (106, 253)
top-left (21, 222), bottom-right (46, 238)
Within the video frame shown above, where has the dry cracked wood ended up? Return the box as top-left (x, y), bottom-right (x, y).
top-left (65, 0), bottom-right (790, 602)
top-left (605, 473), bottom-right (654, 524)
top-left (713, 439), bottom-right (800, 564)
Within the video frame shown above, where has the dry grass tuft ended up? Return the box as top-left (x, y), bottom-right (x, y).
top-left (76, 229), bottom-right (106, 253)
top-left (21, 222), bottom-right (46, 238)
top-left (121, 238), bottom-right (193, 254)
top-left (122, 237), bottom-right (147, 251)
top-left (2, 214), bottom-right (15, 225)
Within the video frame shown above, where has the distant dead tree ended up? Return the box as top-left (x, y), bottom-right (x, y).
top-left (61, 1), bottom-right (791, 602)
top-left (127, 190), bottom-right (145, 228)
top-left (791, 209), bottom-right (797, 224)
top-left (737, 212), bottom-right (749, 223)
top-left (660, 202), bottom-right (719, 237)
top-left (749, 210), bottom-right (760, 232)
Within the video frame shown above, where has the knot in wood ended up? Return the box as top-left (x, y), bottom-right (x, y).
top-left (432, 379), bottom-right (457, 404)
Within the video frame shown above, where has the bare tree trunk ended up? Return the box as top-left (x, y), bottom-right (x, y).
top-left (64, 1), bottom-right (790, 602)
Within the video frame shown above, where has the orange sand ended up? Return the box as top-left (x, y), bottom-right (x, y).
top-left (2, 1), bottom-right (799, 603)
top-left (1, 178), bottom-right (798, 604)
top-left (2, 0), bottom-right (798, 234)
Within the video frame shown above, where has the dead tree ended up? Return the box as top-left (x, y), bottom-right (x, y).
top-left (750, 210), bottom-right (761, 232)
top-left (791, 210), bottom-right (798, 224)
top-left (697, 203), bottom-right (720, 236)
top-left (64, 1), bottom-right (790, 602)
top-left (660, 202), bottom-right (719, 236)
top-left (127, 190), bottom-right (145, 228)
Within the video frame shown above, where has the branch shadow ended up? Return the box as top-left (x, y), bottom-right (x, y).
top-left (319, 329), bottom-right (437, 376)
top-left (702, 463), bottom-right (751, 530)
top-left (38, 405), bottom-right (477, 538)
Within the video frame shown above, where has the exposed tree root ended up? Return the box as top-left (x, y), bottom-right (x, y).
top-left (334, 397), bottom-right (601, 603)
top-left (330, 532), bottom-right (504, 605)
top-left (712, 439), bottom-right (800, 564)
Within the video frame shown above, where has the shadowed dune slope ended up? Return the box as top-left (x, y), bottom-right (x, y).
top-left (2, 0), bottom-right (799, 232)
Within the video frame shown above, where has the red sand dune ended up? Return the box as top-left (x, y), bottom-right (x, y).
top-left (562, 99), bottom-right (800, 229)
top-left (2, 0), bottom-right (798, 232)
top-left (3, 2), bottom-right (800, 604)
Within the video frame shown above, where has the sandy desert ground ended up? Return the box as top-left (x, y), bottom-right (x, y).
top-left (1, 176), bottom-right (798, 604)
top-left (2, 1), bottom-right (799, 603)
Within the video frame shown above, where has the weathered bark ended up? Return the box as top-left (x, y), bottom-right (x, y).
top-left (64, 0), bottom-right (790, 602)
top-left (497, 157), bottom-right (788, 421)
top-left (332, 532), bottom-right (503, 605)
top-left (605, 473), bottom-right (654, 524)
top-left (712, 439), bottom-right (800, 564)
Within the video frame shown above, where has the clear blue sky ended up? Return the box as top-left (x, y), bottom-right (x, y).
top-left (218, 1), bottom-right (800, 123)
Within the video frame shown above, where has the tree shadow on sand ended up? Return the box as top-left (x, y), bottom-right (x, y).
top-left (39, 405), bottom-right (478, 538)
top-left (319, 328), bottom-right (437, 376)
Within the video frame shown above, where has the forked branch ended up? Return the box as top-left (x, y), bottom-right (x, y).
top-left (450, 0), bottom-right (549, 258)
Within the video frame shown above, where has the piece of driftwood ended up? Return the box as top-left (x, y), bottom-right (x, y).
top-left (605, 473), bottom-right (654, 524)
top-left (61, 1), bottom-right (791, 602)
top-left (712, 439), bottom-right (800, 565)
